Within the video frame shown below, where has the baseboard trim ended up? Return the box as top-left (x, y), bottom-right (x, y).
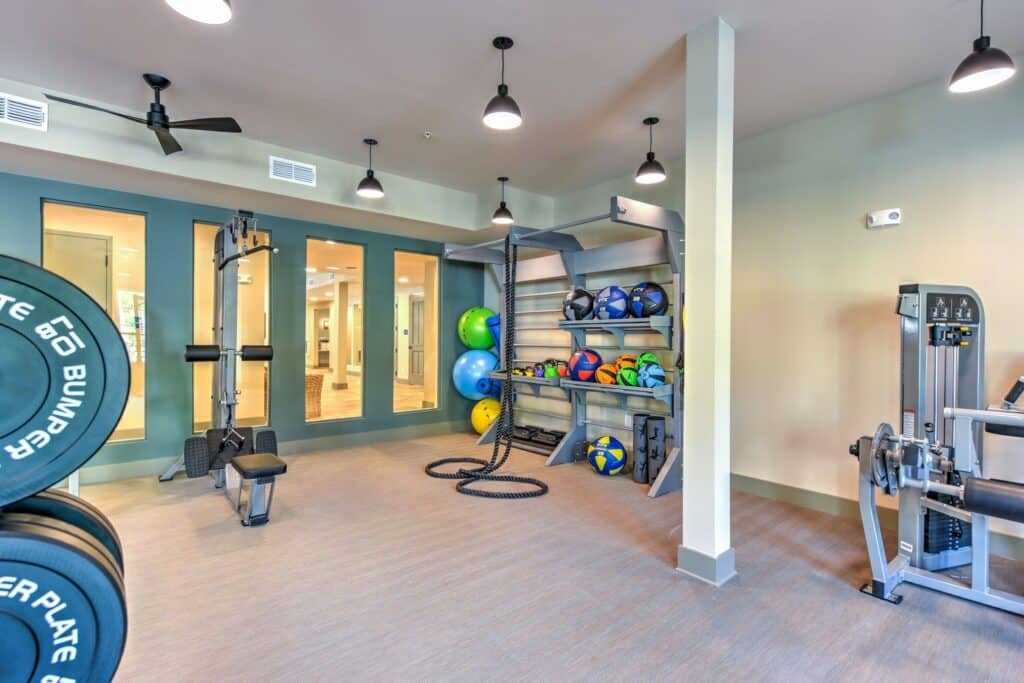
top-left (677, 546), bottom-right (737, 586)
top-left (732, 473), bottom-right (1024, 562)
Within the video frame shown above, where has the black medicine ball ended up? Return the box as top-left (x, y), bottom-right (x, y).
top-left (629, 282), bottom-right (668, 317)
top-left (563, 288), bottom-right (595, 320)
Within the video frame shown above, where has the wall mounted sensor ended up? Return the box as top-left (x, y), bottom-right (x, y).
top-left (866, 208), bottom-right (902, 229)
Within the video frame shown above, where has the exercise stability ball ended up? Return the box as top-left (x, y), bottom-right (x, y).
top-left (471, 397), bottom-right (501, 434)
top-left (453, 350), bottom-right (499, 400)
top-left (458, 307), bottom-right (497, 349)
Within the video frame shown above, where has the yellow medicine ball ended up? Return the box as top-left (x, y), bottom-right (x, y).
top-left (471, 398), bottom-right (501, 435)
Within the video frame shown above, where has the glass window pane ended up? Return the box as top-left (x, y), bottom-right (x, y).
top-left (193, 223), bottom-right (271, 432)
top-left (305, 239), bottom-right (364, 421)
top-left (42, 202), bottom-right (146, 442)
top-left (394, 252), bottom-right (439, 412)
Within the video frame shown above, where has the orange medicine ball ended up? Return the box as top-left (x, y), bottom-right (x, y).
top-left (596, 363), bottom-right (618, 384)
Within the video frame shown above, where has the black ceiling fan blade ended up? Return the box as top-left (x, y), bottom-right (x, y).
top-left (168, 117), bottom-right (242, 133)
top-left (44, 94), bottom-right (146, 124)
top-left (153, 127), bottom-right (183, 155)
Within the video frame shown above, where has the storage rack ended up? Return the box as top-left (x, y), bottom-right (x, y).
top-left (445, 196), bottom-right (684, 497)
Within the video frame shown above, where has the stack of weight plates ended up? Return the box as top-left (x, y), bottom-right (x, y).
top-left (0, 254), bottom-right (130, 683)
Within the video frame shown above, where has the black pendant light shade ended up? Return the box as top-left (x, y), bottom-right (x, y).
top-left (949, 1), bottom-right (1016, 93)
top-left (483, 37), bottom-right (523, 130)
top-left (492, 176), bottom-right (514, 225)
top-left (357, 138), bottom-right (384, 199)
top-left (635, 117), bottom-right (667, 185)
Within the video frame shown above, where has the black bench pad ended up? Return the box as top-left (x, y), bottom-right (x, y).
top-left (231, 453), bottom-right (287, 479)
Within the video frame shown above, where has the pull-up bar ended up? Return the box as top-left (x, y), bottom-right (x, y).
top-left (444, 196), bottom-right (683, 259)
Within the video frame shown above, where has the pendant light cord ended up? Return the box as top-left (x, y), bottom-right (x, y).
top-left (368, 143), bottom-right (373, 171)
top-left (980, 0), bottom-right (985, 36)
top-left (500, 47), bottom-right (506, 85)
top-left (648, 123), bottom-right (654, 155)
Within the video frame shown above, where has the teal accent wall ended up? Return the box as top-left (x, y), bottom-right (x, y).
top-left (0, 171), bottom-right (482, 472)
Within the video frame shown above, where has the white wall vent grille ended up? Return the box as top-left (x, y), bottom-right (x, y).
top-left (269, 155), bottom-right (317, 187)
top-left (0, 93), bottom-right (48, 131)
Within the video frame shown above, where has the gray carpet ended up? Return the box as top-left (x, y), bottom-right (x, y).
top-left (83, 433), bottom-right (1024, 682)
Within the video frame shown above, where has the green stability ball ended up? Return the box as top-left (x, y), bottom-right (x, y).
top-left (458, 307), bottom-right (497, 349)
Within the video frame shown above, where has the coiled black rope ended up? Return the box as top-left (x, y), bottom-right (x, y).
top-left (425, 234), bottom-right (548, 499)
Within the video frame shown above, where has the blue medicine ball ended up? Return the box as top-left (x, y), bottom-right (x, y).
top-left (629, 282), bottom-right (668, 317)
top-left (587, 435), bottom-right (628, 475)
top-left (638, 364), bottom-right (667, 388)
top-left (595, 286), bottom-right (629, 320)
top-left (452, 350), bottom-right (499, 400)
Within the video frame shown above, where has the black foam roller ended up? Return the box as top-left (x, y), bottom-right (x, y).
top-left (633, 415), bottom-right (649, 484)
top-left (964, 477), bottom-right (1024, 524)
top-left (241, 345), bottom-right (274, 361)
top-left (185, 344), bottom-right (220, 362)
top-left (646, 417), bottom-right (667, 484)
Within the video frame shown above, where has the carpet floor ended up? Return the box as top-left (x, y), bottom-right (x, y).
top-left (80, 433), bottom-right (1024, 682)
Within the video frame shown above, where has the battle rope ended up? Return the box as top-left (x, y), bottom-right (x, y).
top-left (425, 234), bottom-right (548, 498)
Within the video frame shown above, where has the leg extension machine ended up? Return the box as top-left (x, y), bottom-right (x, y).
top-left (852, 284), bottom-right (1024, 614)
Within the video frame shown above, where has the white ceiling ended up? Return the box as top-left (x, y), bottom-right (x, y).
top-left (1, 0), bottom-right (1022, 195)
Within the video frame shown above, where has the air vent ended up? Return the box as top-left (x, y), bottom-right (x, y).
top-left (0, 93), bottom-right (47, 131)
top-left (269, 155), bottom-right (317, 187)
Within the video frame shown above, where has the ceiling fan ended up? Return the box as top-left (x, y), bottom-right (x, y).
top-left (45, 73), bottom-right (242, 155)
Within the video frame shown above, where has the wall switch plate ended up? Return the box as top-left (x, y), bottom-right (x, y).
top-left (866, 208), bottom-right (902, 229)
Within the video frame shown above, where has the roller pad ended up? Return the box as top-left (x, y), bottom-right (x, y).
top-left (964, 477), bottom-right (1024, 524)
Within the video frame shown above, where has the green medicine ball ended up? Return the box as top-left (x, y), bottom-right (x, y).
top-left (458, 307), bottom-right (497, 349)
top-left (635, 352), bottom-right (660, 370)
top-left (617, 366), bottom-right (639, 386)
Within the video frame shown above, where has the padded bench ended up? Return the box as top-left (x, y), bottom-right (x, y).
top-left (230, 453), bottom-right (287, 527)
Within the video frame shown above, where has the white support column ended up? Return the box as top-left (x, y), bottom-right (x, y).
top-left (678, 16), bottom-right (736, 586)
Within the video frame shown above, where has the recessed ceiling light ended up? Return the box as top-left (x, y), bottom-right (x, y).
top-left (165, 0), bottom-right (232, 25)
top-left (326, 240), bottom-right (337, 245)
top-left (325, 291), bottom-right (334, 297)
top-left (326, 266), bottom-right (340, 271)
top-left (305, 267), bottom-right (317, 273)
top-left (239, 258), bottom-right (251, 263)
top-left (398, 277), bottom-right (410, 284)
top-left (311, 296), bottom-right (319, 301)
top-left (119, 246), bottom-right (139, 253)
top-left (118, 272), bottom-right (132, 277)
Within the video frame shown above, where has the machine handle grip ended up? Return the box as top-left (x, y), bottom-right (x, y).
top-left (241, 345), bottom-right (274, 361)
top-left (1002, 377), bottom-right (1024, 407)
top-left (185, 345), bottom-right (221, 362)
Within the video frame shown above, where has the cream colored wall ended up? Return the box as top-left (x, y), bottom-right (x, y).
top-left (548, 69), bottom-right (1024, 534)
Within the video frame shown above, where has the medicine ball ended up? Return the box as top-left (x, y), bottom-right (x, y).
top-left (639, 364), bottom-right (667, 388)
top-left (635, 352), bottom-right (660, 370)
top-left (629, 282), bottom-right (668, 317)
top-left (568, 348), bottom-right (603, 382)
top-left (596, 363), bottom-right (618, 385)
top-left (595, 286), bottom-right (629, 320)
top-left (471, 398), bottom-right (501, 434)
top-left (615, 354), bottom-right (636, 371)
top-left (588, 435), bottom-right (627, 476)
top-left (563, 288), bottom-right (595, 321)
top-left (617, 366), bottom-right (639, 387)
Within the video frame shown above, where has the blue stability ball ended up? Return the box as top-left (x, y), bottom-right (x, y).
top-left (452, 350), bottom-right (499, 400)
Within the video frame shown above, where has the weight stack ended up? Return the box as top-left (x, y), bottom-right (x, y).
top-left (0, 254), bottom-right (130, 682)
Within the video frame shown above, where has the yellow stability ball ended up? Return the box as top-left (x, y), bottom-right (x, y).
top-left (471, 398), bottom-right (501, 435)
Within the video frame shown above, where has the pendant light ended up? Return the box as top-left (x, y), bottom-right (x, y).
top-left (635, 117), bottom-right (667, 185)
top-left (165, 0), bottom-right (232, 24)
top-left (492, 177), bottom-right (514, 225)
top-left (483, 37), bottom-right (523, 130)
top-left (949, 0), bottom-right (1016, 93)
top-left (356, 138), bottom-right (384, 199)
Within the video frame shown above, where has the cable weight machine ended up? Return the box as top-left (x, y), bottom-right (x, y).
top-left (159, 211), bottom-right (288, 526)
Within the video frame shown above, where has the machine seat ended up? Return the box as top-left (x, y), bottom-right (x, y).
top-left (231, 453), bottom-right (287, 479)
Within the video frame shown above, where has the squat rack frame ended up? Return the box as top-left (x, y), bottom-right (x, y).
top-left (445, 196), bottom-right (685, 497)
